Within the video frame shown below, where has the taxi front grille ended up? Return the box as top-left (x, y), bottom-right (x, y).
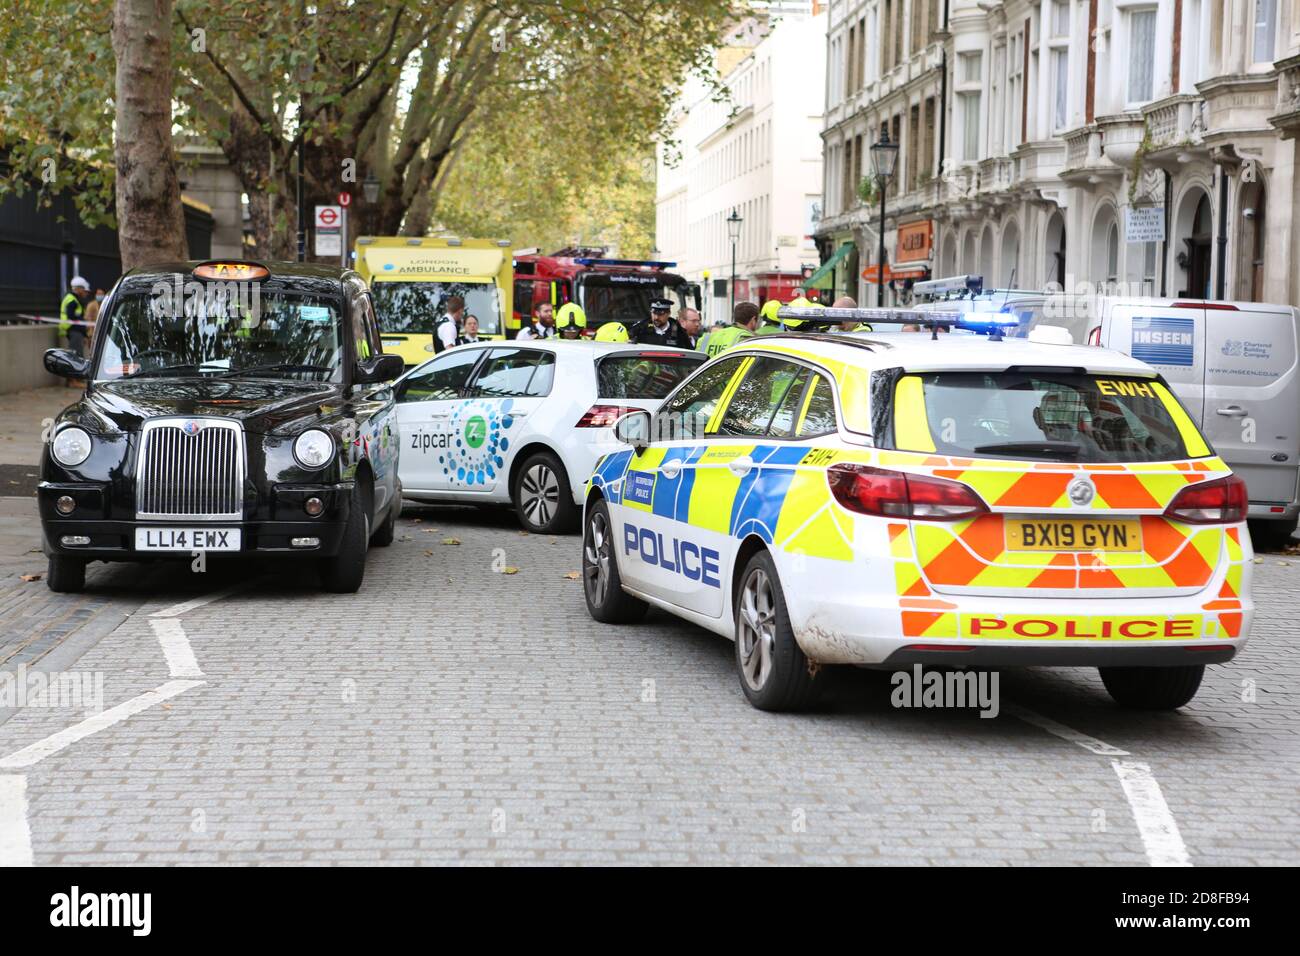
top-left (135, 419), bottom-right (245, 520)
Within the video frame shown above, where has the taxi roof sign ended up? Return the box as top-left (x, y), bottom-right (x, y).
top-left (192, 261), bottom-right (270, 281)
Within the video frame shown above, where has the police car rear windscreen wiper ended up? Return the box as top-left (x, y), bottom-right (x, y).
top-left (971, 440), bottom-right (1082, 460)
top-left (218, 364), bottom-right (332, 378)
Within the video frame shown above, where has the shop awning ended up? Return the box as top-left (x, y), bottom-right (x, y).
top-left (863, 261), bottom-right (931, 284)
top-left (802, 242), bottom-right (855, 291)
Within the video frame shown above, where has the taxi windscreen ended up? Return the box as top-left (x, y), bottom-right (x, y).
top-left (95, 288), bottom-right (343, 382)
top-left (370, 281), bottom-right (501, 336)
top-left (894, 371), bottom-right (1203, 463)
top-left (596, 351), bottom-right (706, 399)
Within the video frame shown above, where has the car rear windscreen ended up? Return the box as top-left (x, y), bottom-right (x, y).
top-left (893, 370), bottom-right (1205, 463)
top-left (597, 351), bottom-right (706, 399)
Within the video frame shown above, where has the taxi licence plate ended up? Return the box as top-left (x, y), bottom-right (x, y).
top-left (1005, 518), bottom-right (1141, 552)
top-left (135, 528), bottom-right (241, 552)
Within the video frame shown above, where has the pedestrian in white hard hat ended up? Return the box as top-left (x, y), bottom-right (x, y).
top-left (61, 278), bottom-right (94, 382)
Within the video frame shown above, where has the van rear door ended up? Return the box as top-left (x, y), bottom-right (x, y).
top-left (1201, 303), bottom-right (1300, 507)
top-left (1102, 301), bottom-right (1205, 424)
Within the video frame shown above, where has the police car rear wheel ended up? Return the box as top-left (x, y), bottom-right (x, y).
top-left (320, 485), bottom-right (368, 593)
top-left (1099, 664), bottom-right (1204, 710)
top-left (514, 452), bottom-right (577, 533)
top-left (583, 499), bottom-right (646, 623)
top-left (735, 551), bottom-right (823, 712)
top-left (47, 553), bottom-right (86, 593)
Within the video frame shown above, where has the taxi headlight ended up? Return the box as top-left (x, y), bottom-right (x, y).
top-left (293, 429), bottom-right (334, 469)
top-left (52, 427), bottom-right (92, 467)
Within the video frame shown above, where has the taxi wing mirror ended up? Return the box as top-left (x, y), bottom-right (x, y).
top-left (613, 410), bottom-right (652, 451)
top-left (355, 354), bottom-right (404, 384)
top-left (44, 348), bottom-right (90, 379)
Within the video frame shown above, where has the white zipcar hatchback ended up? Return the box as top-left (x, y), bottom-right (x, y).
top-left (394, 340), bottom-right (705, 532)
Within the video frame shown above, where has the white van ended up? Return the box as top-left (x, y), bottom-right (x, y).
top-left (1038, 296), bottom-right (1300, 549)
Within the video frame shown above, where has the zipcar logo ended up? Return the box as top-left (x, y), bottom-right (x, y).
top-left (623, 522), bottom-right (721, 588)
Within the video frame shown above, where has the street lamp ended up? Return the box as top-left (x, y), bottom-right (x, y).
top-left (726, 208), bottom-right (743, 312)
top-left (362, 172), bottom-right (380, 234)
top-left (869, 128), bottom-right (900, 307)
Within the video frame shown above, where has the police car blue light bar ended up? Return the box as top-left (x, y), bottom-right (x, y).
top-left (774, 306), bottom-right (1021, 340)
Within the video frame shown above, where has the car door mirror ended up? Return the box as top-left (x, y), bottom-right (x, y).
top-left (44, 348), bottom-right (90, 379)
top-left (614, 409), bottom-right (652, 450)
top-left (355, 354), bottom-right (404, 384)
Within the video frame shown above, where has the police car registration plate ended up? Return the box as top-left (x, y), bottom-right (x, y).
top-left (1004, 518), bottom-right (1141, 552)
top-left (135, 528), bottom-right (241, 551)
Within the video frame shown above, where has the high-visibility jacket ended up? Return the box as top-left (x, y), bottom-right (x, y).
top-left (60, 293), bottom-right (84, 337)
top-left (697, 324), bottom-right (754, 357)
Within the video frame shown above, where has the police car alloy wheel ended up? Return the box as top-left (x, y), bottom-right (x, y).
top-left (582, 499), bottom-right (646, 623)
top-left (734, 551), bottom-right (823, 712)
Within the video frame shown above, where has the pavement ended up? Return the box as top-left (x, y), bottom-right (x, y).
top-left (0, 386), bottom-right (1297, 864)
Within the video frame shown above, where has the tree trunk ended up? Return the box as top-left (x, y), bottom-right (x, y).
top-left (112, 0), bottom-right (188, 269)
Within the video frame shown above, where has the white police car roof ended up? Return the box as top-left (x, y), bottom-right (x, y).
top-left (741, 332), bottom-right (1157, 377)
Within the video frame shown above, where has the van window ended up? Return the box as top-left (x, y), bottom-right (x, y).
top-left (892, 371), bottom-right (1207, 462)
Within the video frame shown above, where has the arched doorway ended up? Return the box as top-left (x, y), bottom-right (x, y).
top-left (1000, 220), bottom-right (1021, 286)
top-left (941, 232), bottom-right (957, 276)
top-left (1237, 180), bottom-right (1267, 301)
top-left (961, 230), bottom-right (976, 274)
top-left (978, 224), bottom-right (995, 281)
top-left (1175, 188), bottom-right (1213, 299)
top-left (1044, 211), bottom-right (1066, 288)
top-left (1090, 205), bottom-right (1119, 292)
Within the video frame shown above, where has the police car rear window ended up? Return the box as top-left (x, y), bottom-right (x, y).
top-left (597, 352), bottom-right (705, 400)
top-left (892, 371), bottom-right (1204, 463)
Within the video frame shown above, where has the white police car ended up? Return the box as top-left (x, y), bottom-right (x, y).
top-left (582, 308), bottom-right (1252, 712)
top-left (394, 340), bottom-right (705, 532)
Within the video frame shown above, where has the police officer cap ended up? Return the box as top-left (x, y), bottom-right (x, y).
top-left (650, 298), bottom-right (673, 312)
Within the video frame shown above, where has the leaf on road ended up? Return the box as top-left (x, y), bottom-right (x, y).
top-left (442, 538), bottom-right (461, 546)
top-left (423, 550), bottom-right (434, 557)
top-left (563, 571), bottom-right (580, 580)
top-left (20, 573), bottom-right (42, 582)
top-left (501, 566), bottom-right (520, 575)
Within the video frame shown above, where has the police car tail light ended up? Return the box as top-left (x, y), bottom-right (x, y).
top-left (1164, 475), bottom-right (1247, 524)
top-left (827, 464), bottom-right (987, 521)
top-left (576, 404), bottom-right (637, 428)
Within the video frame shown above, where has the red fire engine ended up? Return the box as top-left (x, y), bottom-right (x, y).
top-left (511, 247), bottom-right (702, 335)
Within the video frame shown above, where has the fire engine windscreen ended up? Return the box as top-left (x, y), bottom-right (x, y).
top-left (370, 281), bottom-right (502, 336)
top-left (579, 275), bottom-right (695, 325)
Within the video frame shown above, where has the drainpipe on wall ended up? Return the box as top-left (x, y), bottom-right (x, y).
top-left (1160, 169), bottom-right (1171, 297)
top-left (1212, 147), bottom-right (1240, 301)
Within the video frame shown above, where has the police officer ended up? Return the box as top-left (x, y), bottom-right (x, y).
top-left (61, 277), bottom-right (93, 358)
top-left (697, 301), bottom-right (760, 357)
top-left (555, 303), bottom-right (587, 340)
top-left (434, 294), bottom-right (464, 352)
top-left (755, 298), bottom-right (785, 335)
top-left (456, 315), bottom-right (483, 345)
top-left (632, 298), bottom-right (692, 348)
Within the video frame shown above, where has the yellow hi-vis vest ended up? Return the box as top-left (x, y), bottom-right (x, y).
top-left (60, 293), bottom-right (84, 336)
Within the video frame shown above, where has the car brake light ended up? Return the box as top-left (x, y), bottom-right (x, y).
top-left (826, 464), bottom-right (987, 521)
top-left (1171, 302), bottom-right (1238, 310)
top-left (1164, 475), bottom-right (1248, 524)
top-left (576, 404), bottom-right (637, 427)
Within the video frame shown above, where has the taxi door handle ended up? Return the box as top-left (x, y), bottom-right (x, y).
top-left (659, 461), bottom-right (682, 479)
top-left (728, 456), bottom-right (754, 476)
top-left (1216, 405), bottom-right (1248, 417)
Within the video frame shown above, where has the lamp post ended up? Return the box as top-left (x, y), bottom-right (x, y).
top-left (362, 172), bottom-right (380, 234)
top-left (869, 128), bottom-right (900, 307)
top-left (726, 208), bottom-right (743, 312)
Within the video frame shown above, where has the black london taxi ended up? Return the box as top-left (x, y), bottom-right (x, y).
top-left (39, 260), bottom-right (404, 594)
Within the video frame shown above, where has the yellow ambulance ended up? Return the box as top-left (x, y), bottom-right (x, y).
top-left (354, 236), bottom-right (514, 367)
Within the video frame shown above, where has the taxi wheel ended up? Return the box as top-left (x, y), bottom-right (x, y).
top-left (513, 451), bottom-right (577, 534)
top-left (47, 554), bottom-right (86, 593)
top-left (370, 483), bottom-right (400, 547)
top-left (1099, 665), bottom-right (1205, 710)
top-left (582, 499), bottom-right (646, 623)
top-left (320, 485), bottom-right (368, 593)
top-left (734, 551), bottom-right (823, 712)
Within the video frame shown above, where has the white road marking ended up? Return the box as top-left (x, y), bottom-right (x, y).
top-left (1004, 703), bottom-right (1131, 756)
top-left (0, 680), bottom-right (203, 770)
top-left (148, 618), bottom-right (204, 679)
top-left (149, 585), bottom-right (243, 619)
top-left (0, 775), bottom-right (34, 866)
top-left (1112, 759), bottom-right (1192, 867)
